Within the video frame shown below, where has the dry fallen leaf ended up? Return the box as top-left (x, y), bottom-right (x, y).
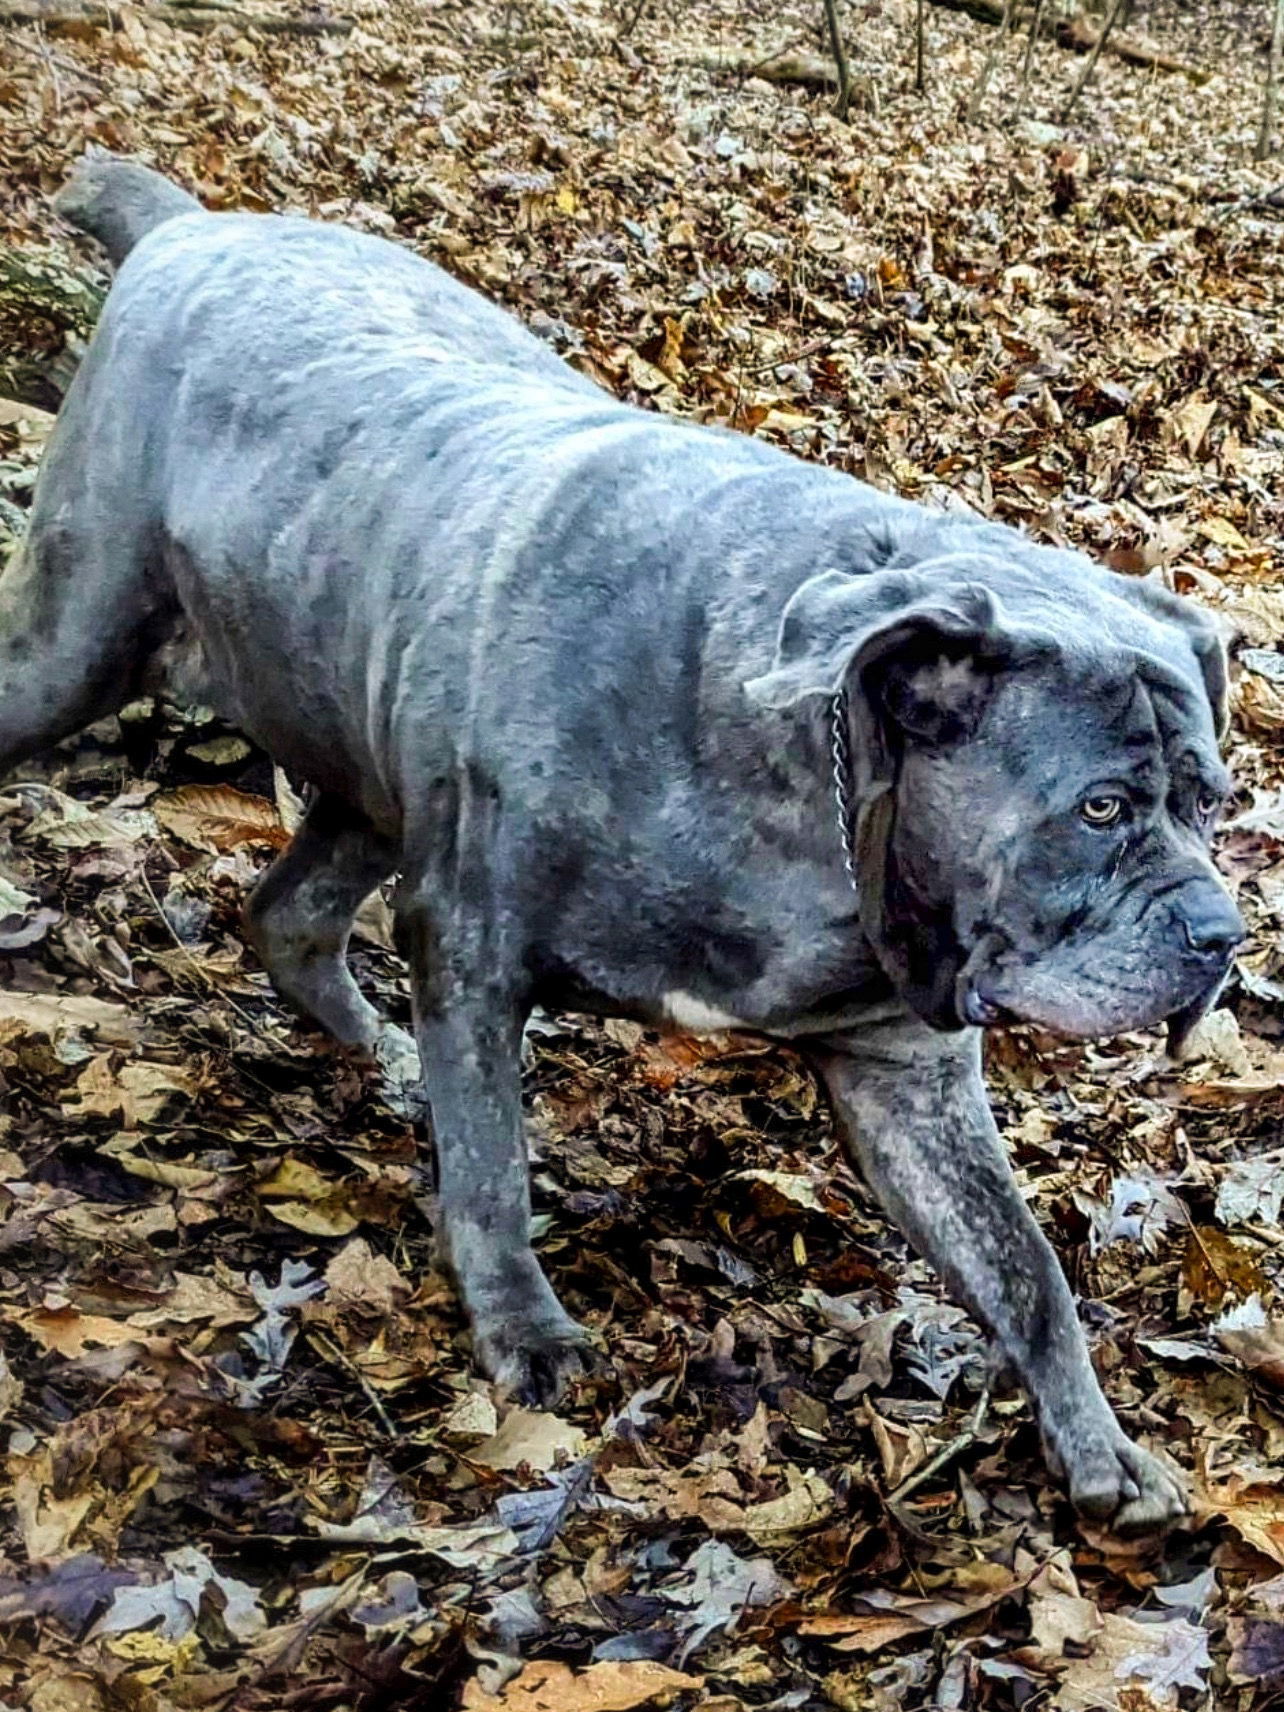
top-left (1198, 1473), bottom-right (1284, 1566)
top-left (461, 1659), bottom-right (703, 1711)
top-left (1057, 1612), bottom-right (1211, 1710)
top-left (471, 1407), bottom-right (589, 1472)
top-left (324, 1237), bottom-right (411, 1316)
top-left (153, 785), bottom-right (289, 854)
top-left (0, 991), bottom-right (138, 1047)
top-left (63, 1053), bottom-right (197, 1126)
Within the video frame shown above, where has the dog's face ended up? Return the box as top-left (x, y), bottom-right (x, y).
top-left (886, 646), bottom-right (1240, 1043)
top-left (746, 549), bottom-right (1243, 1046)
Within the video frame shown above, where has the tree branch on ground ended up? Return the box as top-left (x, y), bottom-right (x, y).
top-left (691, 45), bottom-right (836, 89)
top-left (0, 1), bottom-right (353, 34)
top-left (928, 0), bottom-right (1208, 83)
top-left (0, 247), bottom-right (102, 410)
top-left (695, 7), bottom-right (1205, 99)
top-left (0, 247), bottom-right (103, 336)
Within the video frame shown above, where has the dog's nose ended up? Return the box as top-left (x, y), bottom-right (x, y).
top-left (1181, 894), bottom-right (1245, 958)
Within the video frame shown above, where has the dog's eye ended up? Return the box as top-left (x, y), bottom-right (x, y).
top-left (1080, 794), bottom-right (1126, 828)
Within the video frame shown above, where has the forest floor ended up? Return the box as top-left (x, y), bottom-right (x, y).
top-left (1, 0), bottom-right (1284, 1706)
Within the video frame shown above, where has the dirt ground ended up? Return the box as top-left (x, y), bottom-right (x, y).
top-left (1, 0), bottom-right (1283, 1706)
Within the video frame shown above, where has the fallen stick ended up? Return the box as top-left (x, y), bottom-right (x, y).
top-left (0, 1), bottom-right (353, 34)
top-left (927, 0), bottom-right (1208, 84)
top-left (693, 15), bottom-right (1205, 93)
top-left (0, 245), bottom-right (104, 332)
top-left (690, 46), bottom-right (837, 89)
top-left (1055, 11), bottom-right (1208, 82)
top-left (0, 245), bottom-right (102, 408)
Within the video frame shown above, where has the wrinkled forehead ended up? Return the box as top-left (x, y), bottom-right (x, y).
top-left (990, 645), bottom-right (1226, 793)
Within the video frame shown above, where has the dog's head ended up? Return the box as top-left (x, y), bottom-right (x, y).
top-left (746, 548), bottom-right (1242, 1049)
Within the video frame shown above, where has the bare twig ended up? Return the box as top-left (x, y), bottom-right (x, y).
top-left (822, 0), bottom-right (854, 118)
top-left (888, 1388), bottom-right (991, 1505)
top-left (965, 0), bottom-right (1013, 120)
top-left (1017, 0), bottom-right (1045, 108)
top-left (1257, 0), bottom-right (1284, 160)
top-left (914, 0), bottom-right (926, 91)
top-left (1061, 0), bottom-right (1127, 121)
top-left (306, 1328), bottom-right (398, 1439)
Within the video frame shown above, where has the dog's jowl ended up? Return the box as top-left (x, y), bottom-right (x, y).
top-left (4, 155), bottom-right (1244, 1534)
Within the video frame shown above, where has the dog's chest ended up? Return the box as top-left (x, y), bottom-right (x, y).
top-left (532, 858), bottom-right (894, 1040)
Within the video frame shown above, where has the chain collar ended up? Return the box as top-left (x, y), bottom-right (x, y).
top-left (830, 687), bottom-right (859, 894)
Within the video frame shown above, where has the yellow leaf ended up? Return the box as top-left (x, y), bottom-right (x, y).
top-left (461, 1660), bottom-right (703, 1712)
top-left (762, 408), bottom-right (814, 434)
top-left (268, 1199), bottom-right (360, 1237)
top-left (1172, 394), bottom-right (1216, 459)
top-left (1200, 1472), bottom-right (1284, 1565)
top-left (738, 1467), bottom-right (833, 1542)
top-left (260, 1156), bottom-right (338, 1202)
top-left (65, 1055), bottom-right (198, 1127)
top-left (1195, 516), bottom-right (1251, 552)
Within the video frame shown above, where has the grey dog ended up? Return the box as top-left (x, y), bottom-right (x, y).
top-left (4, 157), bottom-right (1242, 1533)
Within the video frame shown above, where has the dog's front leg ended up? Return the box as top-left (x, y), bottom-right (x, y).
top-left (806, 1019), bottom-right (1187, 1535)
top-left (396, 891), bottom-right (595, 1407)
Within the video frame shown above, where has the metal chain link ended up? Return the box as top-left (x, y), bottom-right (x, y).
top-left (830, 687), bottom-right (858, 893)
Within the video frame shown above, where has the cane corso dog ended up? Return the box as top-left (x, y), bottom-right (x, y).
top-left (4, 156), bottom-right (1242, 1532)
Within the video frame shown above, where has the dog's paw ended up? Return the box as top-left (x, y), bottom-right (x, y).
top-left (371, 1026), bottom-right (428, 1122)
top-left (1063, 1433), bottom-right (1189, 1537)
top-left (474, 1314), bottom-right (601, 1409)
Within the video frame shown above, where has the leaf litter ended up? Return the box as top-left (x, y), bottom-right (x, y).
top-left (1, 0), bottom-right (1284, 1704)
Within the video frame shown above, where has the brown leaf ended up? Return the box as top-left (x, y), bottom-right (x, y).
top-left (153, 785), bottom-right (289, 854)
top-left (1199, 1474), bottom-right (1284, 1566)
top-left (324, 1238), bottom-right (411, 1317)
top-left (1216, 1301), bottom-right (1284, 1389)
top-left (797, 1568), bottom-right (1021, 1653)
top-left (471, 1406), bottom-right (589, 1472)
top-left (461, 1660), bottom-right (703, 1711)
top-left (1181, 1227), bottom-right (1270, 1309)
top-left (63, 1053), bottom-right (197, 1127)
top-left (10, 1305), bottom-right (143, 1358)
top-left (0, 991), bottom-right (138, 1047)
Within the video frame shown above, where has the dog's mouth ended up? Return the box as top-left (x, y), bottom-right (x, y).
top-left (955, 958), bottom-right (1231, 1045)
top-left (956, 983), bottom-right (1011, 1029)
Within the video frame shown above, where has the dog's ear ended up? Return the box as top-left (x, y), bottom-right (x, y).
top-left (744, 567), bottom-right (1018, 745)
top-left (745, 568), bottom-right (1026, 1029)
top-left (1113, 578), bottom-right (1231, 743)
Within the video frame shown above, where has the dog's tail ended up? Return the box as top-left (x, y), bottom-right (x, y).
top-left (54, 153), bottom-right (201, 268)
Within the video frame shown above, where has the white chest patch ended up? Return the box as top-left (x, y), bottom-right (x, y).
top-left (661, 990), bottom-right (747, 1033)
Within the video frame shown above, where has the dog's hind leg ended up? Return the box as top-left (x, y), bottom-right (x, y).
top-left (244, 794), bottom-right (424, 1117)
